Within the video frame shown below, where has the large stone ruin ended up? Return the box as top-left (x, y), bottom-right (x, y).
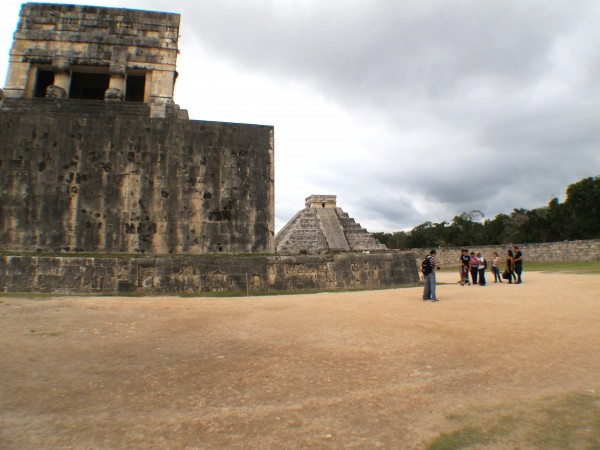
top-left (0, 3), bottom-right (418, 294)
top-left (1, 3), bottom-right (274, 256)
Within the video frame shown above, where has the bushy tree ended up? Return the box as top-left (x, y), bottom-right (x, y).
top-left (371, 175), bottom-right (600, 248)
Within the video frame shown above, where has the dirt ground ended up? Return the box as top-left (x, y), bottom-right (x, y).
top-left (1, 270), bottom-right (599, 449)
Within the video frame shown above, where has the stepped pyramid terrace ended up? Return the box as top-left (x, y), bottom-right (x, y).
top-left (276, 195), bottom-right (387, 255)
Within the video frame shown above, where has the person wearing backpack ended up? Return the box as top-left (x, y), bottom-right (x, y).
top-left (422, 249), bottom-right (441, 302)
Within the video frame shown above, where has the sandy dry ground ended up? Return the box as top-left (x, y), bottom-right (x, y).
top-left (1, 271), bottom-right (599, 449)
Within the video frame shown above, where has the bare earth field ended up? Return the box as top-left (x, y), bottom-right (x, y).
top-left (1, 271), bottom-right (599, 449)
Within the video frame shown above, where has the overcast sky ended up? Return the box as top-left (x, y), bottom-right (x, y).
top-left (2, 0), bottom-right (599, 233)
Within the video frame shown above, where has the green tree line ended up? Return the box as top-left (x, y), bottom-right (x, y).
top-left (373, 176), bottom-right (600, 249)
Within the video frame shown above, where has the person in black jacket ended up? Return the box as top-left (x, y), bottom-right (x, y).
top-left (422, 250), bottom-right (441, 301)
top-left (513, 246), bottom-right (524, 283)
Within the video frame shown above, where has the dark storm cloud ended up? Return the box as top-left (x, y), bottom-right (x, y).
top-left (168, 0), bottom-right (600, 229)
top-left (2, 0), bottom-right (596, 232)
top-left (178, 1), bottom-right (583, 102)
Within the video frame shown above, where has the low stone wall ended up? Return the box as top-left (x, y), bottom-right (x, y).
top-left (0, 252), bottom-right (419, 294)
top-left (411, 239), bottom-right (600, 267)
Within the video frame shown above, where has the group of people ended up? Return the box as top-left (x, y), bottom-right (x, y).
top-left (422, 246), bottom-right (524, 302)
top-left (459, 246), bottom-right (523, 286)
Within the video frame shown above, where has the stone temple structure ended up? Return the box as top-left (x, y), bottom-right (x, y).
top-left (0, 3), bottom-right (418, 294)
top-left (276, 195), bottom-right (387, 254)
top-left (3, 3), bottom-right (180, 118)
top-left (1, 3), bottom-right (274, 256)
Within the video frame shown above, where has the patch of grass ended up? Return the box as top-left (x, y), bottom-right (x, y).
top-left (444, 260), bottom-right (600, 274)
top-left (180, 284), bottom-right (423, 298)
top-left (525, 261), bottom-right (600, 274)
top-left (29, 330), bottom-right (63, 337)
top-left (425, 389), bottom-right (600, 450)
top-left (427, 426), bottom-right (490, 450)
top-left (1, 283), bottom-right (423, 299)
top-left (527, 392), bottom-right (600, 449)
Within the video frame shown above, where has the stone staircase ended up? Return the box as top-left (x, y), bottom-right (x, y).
top-left (316, 207), bottom-right (350, 251)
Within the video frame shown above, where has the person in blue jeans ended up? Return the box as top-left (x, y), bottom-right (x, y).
top-left (422, 249), bottom-right (441, 302)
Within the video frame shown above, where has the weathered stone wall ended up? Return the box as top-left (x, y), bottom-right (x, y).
top-left (0, 98), bottom-right (274, 255)
top-left (410, 239), bottom-right (600, 267)
top-left (0, 252), bottom-right (419, 294)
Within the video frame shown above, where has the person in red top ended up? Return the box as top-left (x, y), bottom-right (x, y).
top-left (469, 251), bottom-right (479, 285)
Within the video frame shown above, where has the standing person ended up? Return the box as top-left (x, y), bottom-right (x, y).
top-left (422, 250), bottom-right (441, 302)
top-left (513, 246), bottom-right (523, 283)
top-left (506, 249), bottom-right (516, 284)
top-left (477, 251), bottom-right (486, 286)
top-left (460, 249), bottom-right (471, 286)
top-left (491, 251), bottom-right (503, 283)
top-left (470, 251), bottom-right (479, 285)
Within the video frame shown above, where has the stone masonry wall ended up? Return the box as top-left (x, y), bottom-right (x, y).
top-left (411, 239), bottom-right (600, 267)
top-left (0, 98), bottom-right (274, 254)
top-left (0, 252), bottom-right (419, 294)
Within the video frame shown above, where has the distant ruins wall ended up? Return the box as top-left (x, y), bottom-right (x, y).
top-left (0, 252), bottom-right (419, 294)
top-left (410, 239), bottom-right (600, 266)
top-left (0, 98), bottom-right (274, 255)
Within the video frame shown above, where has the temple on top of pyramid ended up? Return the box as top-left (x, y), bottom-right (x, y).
top-left (276, 195), bottom-right (388, 255)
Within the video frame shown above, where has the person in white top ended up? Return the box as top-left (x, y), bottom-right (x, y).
top-left (476, 251), bottom-right (486, 286)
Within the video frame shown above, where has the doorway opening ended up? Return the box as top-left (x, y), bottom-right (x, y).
top-left (126, 74), bottom-right (145, 102)
top-left (69, 72), bottom-right (109, 100)
top-left (34, 69), bottom-right (54, 98)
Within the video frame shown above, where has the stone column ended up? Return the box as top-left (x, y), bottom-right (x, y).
top-left (47, 55), bottom-right (71, 98)
top-left (105, 62), bottom-right (126, 101)
top-left (105, 48), bottom-right (127, 101)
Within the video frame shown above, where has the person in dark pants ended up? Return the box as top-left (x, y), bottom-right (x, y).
top-left (460, 249), bottom-right (471, 285)
top-left (491, 251), bottom-right (503, 283)
top-left (506, 249), bottom-right (516, 283)
top-left (469, 251), bottom-right (479, 285)
top-left (422, 250), bottom-right (441, 301)
top-left (477, 251), bottom-right (486, 286)
top-left (513, 246), bottom-right (523, 283)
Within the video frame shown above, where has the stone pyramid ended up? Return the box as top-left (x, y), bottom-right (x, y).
top-left (276, 195), bottom-right (387, 255)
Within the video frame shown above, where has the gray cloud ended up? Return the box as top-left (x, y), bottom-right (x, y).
top-left (5, 0), bottom-right (596, 232)
top-left (125, 1), bottom-right (600, 230)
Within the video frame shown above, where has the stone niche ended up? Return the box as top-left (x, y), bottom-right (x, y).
top-left (3, 3), bottom-right (180, 118)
